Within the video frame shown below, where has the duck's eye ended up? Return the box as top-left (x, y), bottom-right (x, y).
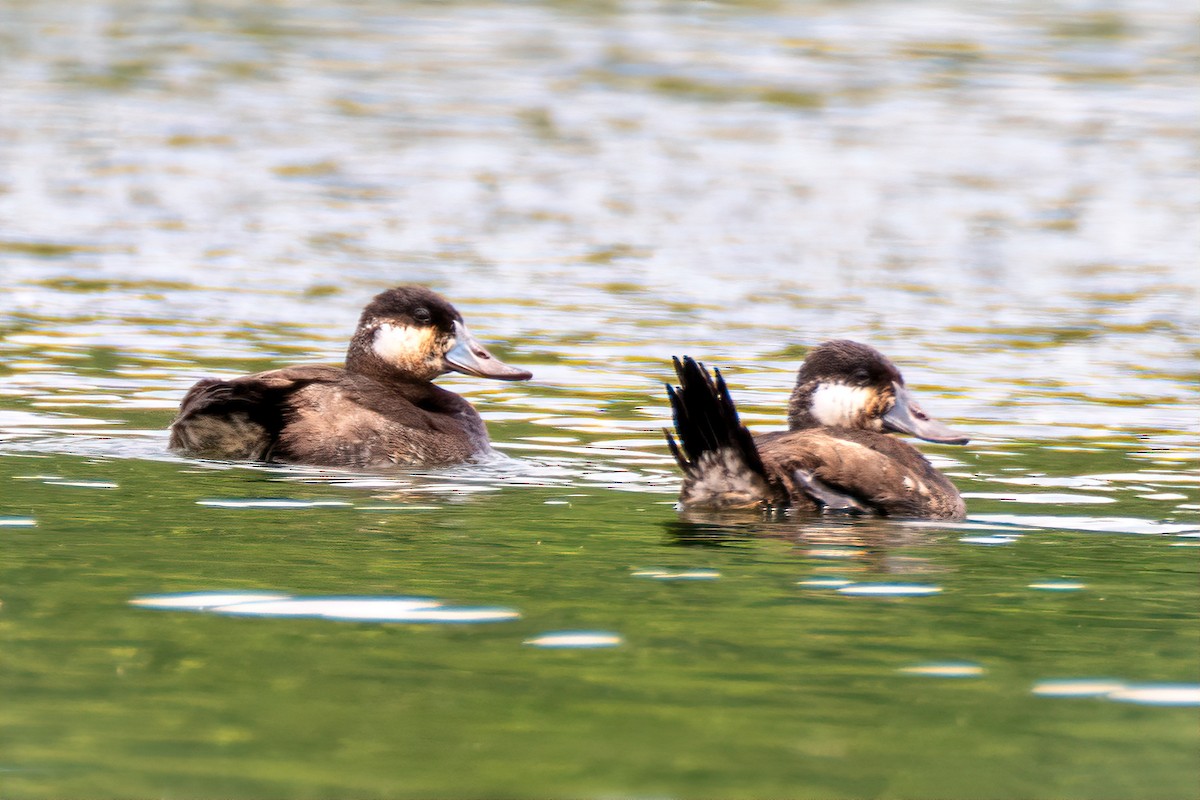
top-left (412, 307), bottom-right (432, 325)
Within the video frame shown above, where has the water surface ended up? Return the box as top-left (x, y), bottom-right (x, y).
top-left (1, 0), bottom-right (1197, 797)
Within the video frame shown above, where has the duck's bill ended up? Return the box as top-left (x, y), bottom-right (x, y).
top-left (882, 384), bottom-right (969, 445)
top-left (444, 321), bottom-right (532, 381)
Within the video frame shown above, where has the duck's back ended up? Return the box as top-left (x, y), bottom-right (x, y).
top-left (756, 428), bottom-right (966, 519)
top-left (169, 366), bottom-right (488, 468)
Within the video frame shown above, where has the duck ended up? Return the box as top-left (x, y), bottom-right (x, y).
top-left (665, 340), bottom-right (969, 520)
top-left (169, 285), bottom-right (532, 468)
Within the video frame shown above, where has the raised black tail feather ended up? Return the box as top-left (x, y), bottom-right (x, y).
top-left (664, 356), bottom-right (768, 480)
top-left (663, 416), bottom-right (686, 472)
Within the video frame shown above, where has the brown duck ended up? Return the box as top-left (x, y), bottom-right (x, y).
top-left (169, 286), bottom-right (531, 468)
top-left (666, 340), bottom-right (969, 519)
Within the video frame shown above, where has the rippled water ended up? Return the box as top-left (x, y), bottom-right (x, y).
top-left (1, 0), bottom-right (1197, 797)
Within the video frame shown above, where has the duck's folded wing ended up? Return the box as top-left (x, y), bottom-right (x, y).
top-left (169, 366), bottom-right (337, 460)
top-left (758, 429), bottom-right (964, 519)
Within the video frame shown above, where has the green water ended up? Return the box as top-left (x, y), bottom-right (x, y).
top-left (3, 438), bottom-right (1197, 798)
top-left (2, 0), bottom-right (1199, 796)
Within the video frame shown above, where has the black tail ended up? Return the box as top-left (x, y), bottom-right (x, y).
top-left (665, 356), bottom-right (767, 481)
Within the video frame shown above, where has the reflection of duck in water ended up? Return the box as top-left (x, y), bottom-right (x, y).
top-left (665, 340), bottom-right (969, 520)
top-left (169, 286), bottom-right (531, 468)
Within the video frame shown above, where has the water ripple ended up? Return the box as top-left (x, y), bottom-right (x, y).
top-left (972, 515), bottom-right (1199, 536)
top-left (131, 593), bottom-right (519, 623)
top-left (524, 632), bottom-right (623, 649)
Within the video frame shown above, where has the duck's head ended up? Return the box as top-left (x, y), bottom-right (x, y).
top-left (786, 340), bottom-right (968, 444)
top-left (346, 286), bottom-right (532, 383)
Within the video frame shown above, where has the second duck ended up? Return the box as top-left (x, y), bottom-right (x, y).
top-left (665, 340), bottom-right (969, 519)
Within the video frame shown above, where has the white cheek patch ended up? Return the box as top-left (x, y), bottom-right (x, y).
top-left (373, 323), bottom-right (435, 366)
top-left (810, 383), bottom-right (875, 428)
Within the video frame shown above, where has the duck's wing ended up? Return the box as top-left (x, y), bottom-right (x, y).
top-left (168, 365), bottom-right (338, 461)
top-left (757, 429), bottom-right (966, 519)
top-left (665, 356), bottom-right (784, 510)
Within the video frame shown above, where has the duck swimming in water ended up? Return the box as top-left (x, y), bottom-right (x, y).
top-left (169, 285), bottom-right (532, 468)
top-left (665, 340), bottom-right (969, 520)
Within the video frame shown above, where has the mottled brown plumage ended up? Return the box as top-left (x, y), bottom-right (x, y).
top-left (169, 286), bottom-right (531, 468)
top-left (666, 342), bottom-right (969, 520)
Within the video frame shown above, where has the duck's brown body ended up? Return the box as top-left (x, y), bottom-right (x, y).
top-left (170, 365), bottom-right (491, 467)
top-left (752, 428), bottom-right (966, 519)
top-left (169, 286), bottom-right (531, 469)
